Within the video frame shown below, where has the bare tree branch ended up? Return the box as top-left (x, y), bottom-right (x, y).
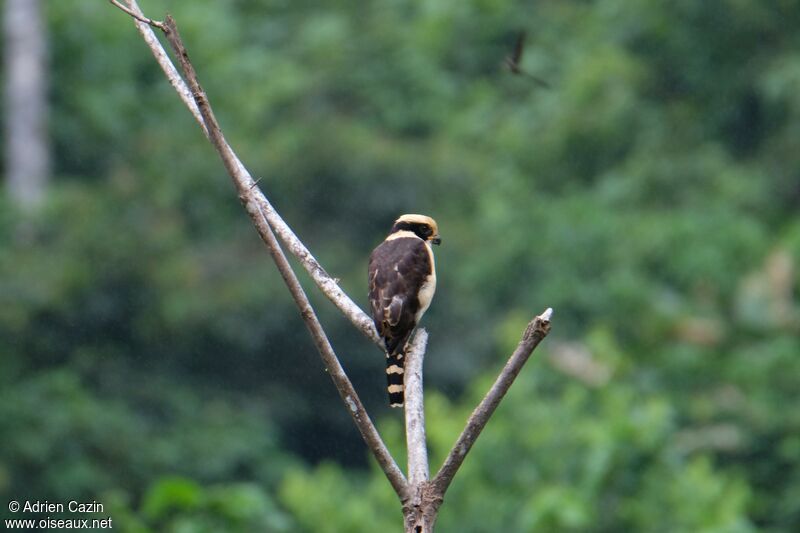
top-left (431, 308), bottom-right (553, 496)
top-left (113, 1), bottom-right (206, 134)
top-left (404, 330), bottom-right (429, 487)
top-left (112, 0), bottom-right (382, 347)
top-left (108, 0), bottom-right (164, 29)
top-left (250, 201), bottom-right (408, 497)
top-left (402, 330), bottom-right (440, 533)
top-left (113, 4), bottom-right (556, 529)
top-left (111, 1), bottom-right (405, 497)
top-left (253, 193), bottom-right (381, 345)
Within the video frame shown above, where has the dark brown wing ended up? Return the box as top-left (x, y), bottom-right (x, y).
top-left (368, 236), bottom-right (431, 355)
top-left (521, 71), bottom-right (551, 88)
top-left (511, 31), bottom-right (526, 66)
top-left (505, 31), bottom-right (551, 88)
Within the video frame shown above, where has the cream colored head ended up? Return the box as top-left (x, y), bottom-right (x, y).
top-left (390, 214), bottom-right (441, 245)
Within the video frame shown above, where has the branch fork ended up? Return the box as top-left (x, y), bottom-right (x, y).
top-left (111, 2), bottom-right (552, 530)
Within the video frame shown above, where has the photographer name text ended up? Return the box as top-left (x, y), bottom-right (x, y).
top-left (19, 500), bottom-right (105, 514)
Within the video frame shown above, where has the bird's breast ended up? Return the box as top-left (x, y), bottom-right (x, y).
top-left (415, 242), bottom-right (437, 321)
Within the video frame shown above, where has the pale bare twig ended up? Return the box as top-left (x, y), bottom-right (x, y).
top-left (114, 0), bottom-right (206, 134)
top-left (431, 308), bottom-right (553, 496)
top-left (111, 2), bottom-right (404, 496)
top-left (108, 0), bottom-right (164, 28)
top-left (112, 3), bottom-right (554, 529)
top-left (250, 201), bottom-right (408, 497)
top-left (404, 330), bottom-right (430, 488)
top-left (110, 0), bottom-right (382, 347)
top-left (254, 193), bottom-right (381, 345)
top-left (402, 330), bottom-right (440, 532)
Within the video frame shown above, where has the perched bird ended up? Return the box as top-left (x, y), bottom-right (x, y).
top-left (504, 31), bottom-right (550, 88)
top-left (368, 214), bottom-right (441, 407)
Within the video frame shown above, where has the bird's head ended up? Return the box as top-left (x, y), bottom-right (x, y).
top-left (390, 214), bottom-right (441, 245)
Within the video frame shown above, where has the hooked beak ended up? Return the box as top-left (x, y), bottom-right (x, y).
top-left (431, 236), bottom-right (442, 246)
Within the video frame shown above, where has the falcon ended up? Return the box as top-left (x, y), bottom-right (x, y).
top-left (368, 214), bottom-right (441, 407)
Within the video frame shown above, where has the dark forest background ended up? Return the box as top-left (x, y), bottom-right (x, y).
top-left (1, 1), bottom-right (799, 531)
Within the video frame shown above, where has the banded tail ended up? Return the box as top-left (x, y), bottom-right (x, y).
top-left (386, 351), bottom-right (405, 407)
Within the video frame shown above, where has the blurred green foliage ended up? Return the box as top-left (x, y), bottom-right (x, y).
top-left (281, 363), bottom-right (755, 532)
top-left (1, 0), bottom-right (799, 531)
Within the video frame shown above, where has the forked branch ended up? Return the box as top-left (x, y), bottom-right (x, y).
top-left (250, 202), bottom-right (408, 497)
top-left (111, 3), bottom-right (553, 530)
top-left (109, 0), bottom-right (164, 29)
top-left (110, 0), bottom-right (404, 496)
top-left (111, 0), bottom-right (381, 347)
